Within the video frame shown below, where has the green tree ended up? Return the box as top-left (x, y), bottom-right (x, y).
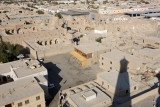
top-left (3, 11), bottom-right (9, 13)
top-left (96, 37), bottom-right (103, 43)
top-left (36, 10), bottom-right (44, 14)
top-left (0, 42), bottom-right (27, 63)
top-left (52, 1), bottom-right (58, 5)
top-left (55, 13), bottom-right (63, 19)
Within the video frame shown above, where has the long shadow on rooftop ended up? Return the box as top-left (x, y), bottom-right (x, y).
top-left (44, 62), bottom-right (62, 105)
top-left (111, 58), bottom-right (131, 107)
top-left (156, 74), bottom-right (160, 107)
top-left (112, 60), bottom-right (160, 107)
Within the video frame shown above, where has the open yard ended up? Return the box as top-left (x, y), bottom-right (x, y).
top-left (43, 53), bottom-right (104, 106)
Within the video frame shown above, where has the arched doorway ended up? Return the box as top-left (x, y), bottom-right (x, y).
top-left (17, 28), bottom-right (21, 34)
top-left (55, 39), bottom-right (58, 44)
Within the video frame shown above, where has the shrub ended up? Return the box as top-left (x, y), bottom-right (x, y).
top-left (90, 5), bottom-right (99, 9)
top-left (3, 11), bottom-right (9, 13)
top-left (36, 10), bottom-right (44, 14)
top-left (145, 1), bottom-right (149, 4)
top-left (52, 1), bottom-right (58, 5)
top-left (96, 37), bottom-right (104, 43)
top-left (80, 35), bottom-right (83, 38)
top-left (55, 13), bottom-right (63, 19)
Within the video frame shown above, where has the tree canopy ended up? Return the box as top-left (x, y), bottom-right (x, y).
top-left (96, 37), bottom-right (104, 43)
top-left (36, 10), bottom-right (44, 14)
top-left (55, 13), bottom-right (63, 19)
top-left (0, 42), bottom-right (27, 63)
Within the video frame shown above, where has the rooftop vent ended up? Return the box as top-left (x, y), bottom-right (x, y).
top-left (82, 90), bottom-right (97, 102)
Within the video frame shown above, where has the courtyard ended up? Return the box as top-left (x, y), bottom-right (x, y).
top-left (43, 53), bottom-right (103, 106)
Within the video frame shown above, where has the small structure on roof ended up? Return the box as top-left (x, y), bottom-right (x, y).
top-left (60, 81), bottom-right (112, 107)
top-left (82, 90), bottom-right (97, 102)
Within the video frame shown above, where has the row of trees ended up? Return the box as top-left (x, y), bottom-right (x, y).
top-left (0, 41), bottom-right (29, 63)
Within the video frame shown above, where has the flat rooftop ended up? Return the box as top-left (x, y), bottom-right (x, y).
top-left (0, 60), bottom-right (26, 75)
top-left (14, 66), bottom-right (47, 78)
top-left (124, 9), bottom-right (160, 15)
top-left (35, 75), bottom-right (47, 83)
top-left (0, 63), bottom-right (12, 74)
top-left (0, 60), bottom-right (47, 78)
top-left (24, 34), bottom-right (70, 51)
top-left (8, 15), bottom-right (50, 21)
top-left (142, 13), bottom-right (160, 17)
top-left (145, 36), bottom-right (160, 42)
top-left (101, 49), bottom-right (145, 62)
top-left (0, 77), bottom-right (43, 106)
top-left (68, 87), bottom-right (111, 107)
top-left (98, 70), bottom-right (137, 90)
top-left (60, 10), bottom-right (89, 16)
top-left (133, 48), bottom-right (160, 59)
top-left (75, 42), bottom-right (108, 54)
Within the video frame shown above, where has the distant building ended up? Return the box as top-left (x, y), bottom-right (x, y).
top-left (133, 48), bottom-right (160, 61)
top-left (60, 10), bottom-right (90, 16)
top-left (99, 9), bottom-right (131, 14)
top-left (99, 7), bottom-right (148, 15)
top-left (0, 77), bottom-right (45, 107)
top-left (124, 9), bottom-right (160, 17)
top-left (56, 0), bottom-right (74, 4)
top-left (23, 36), bottom-right (73, 59)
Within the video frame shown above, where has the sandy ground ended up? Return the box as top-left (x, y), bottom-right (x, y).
top-left (43, 53), bottom-right (104, 107)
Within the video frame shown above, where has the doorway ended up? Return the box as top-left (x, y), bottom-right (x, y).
top-left (5, 104), bottom-right (12, 107)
